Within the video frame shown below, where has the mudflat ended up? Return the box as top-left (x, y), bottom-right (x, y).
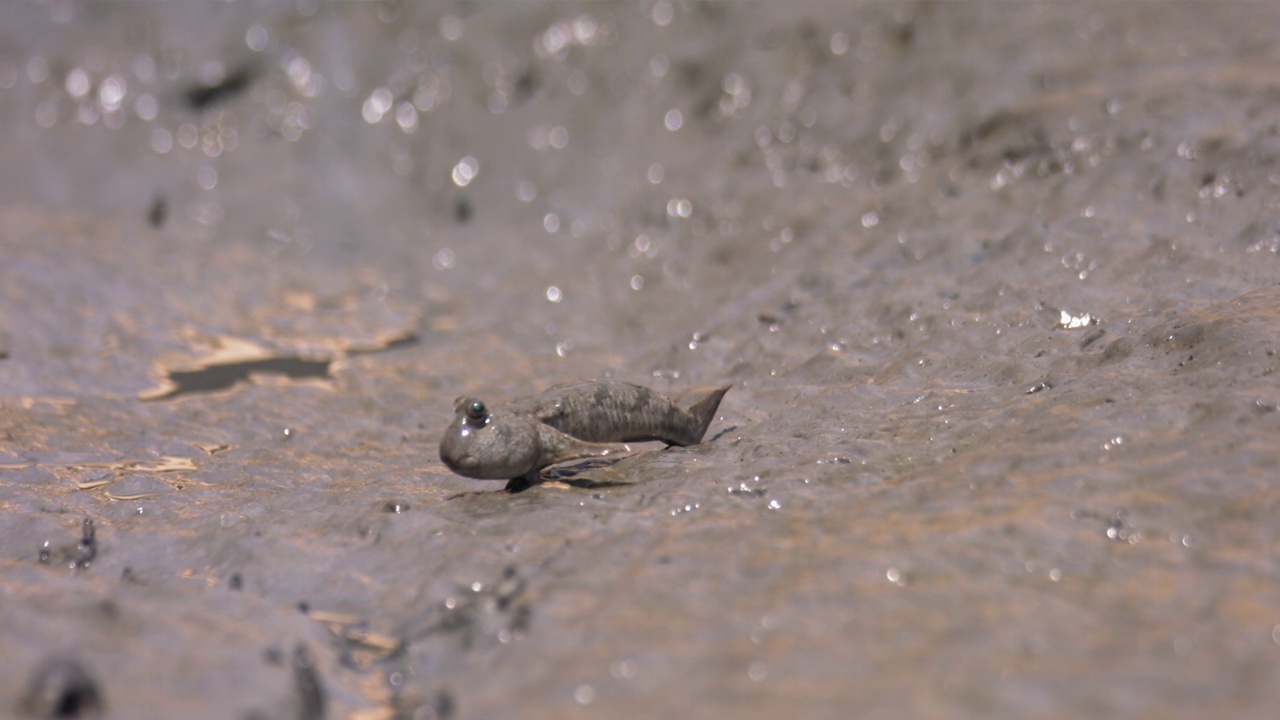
top-left (2, 4), bottom-right (1279, 719)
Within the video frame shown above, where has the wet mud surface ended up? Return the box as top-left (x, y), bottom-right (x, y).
top-left (3, 3), bottom-right (1280, 719)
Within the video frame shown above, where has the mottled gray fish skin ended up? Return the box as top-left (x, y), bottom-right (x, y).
top-left (438, 381), bottom-right (730, 487)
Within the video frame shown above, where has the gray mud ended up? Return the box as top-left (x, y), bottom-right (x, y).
top-left (3, 3), bottom-right (1280, 719)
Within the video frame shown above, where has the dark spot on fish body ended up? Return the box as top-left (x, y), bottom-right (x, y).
top-left (593, 385), bottom-right (612, 407)
top-left (228, 573), bottom-right (243, 591)
top-left (629, 388), bottom-right (648, 414)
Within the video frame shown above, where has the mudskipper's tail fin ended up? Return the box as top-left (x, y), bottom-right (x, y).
top-left (684, 384), bottom-right (731, 443)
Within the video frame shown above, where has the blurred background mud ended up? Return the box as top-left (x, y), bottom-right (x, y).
top-left (2, 3), bottom-right (1280, 718)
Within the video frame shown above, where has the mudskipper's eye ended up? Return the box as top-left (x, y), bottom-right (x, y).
top-left (466, 401), bottom-right (487, 422)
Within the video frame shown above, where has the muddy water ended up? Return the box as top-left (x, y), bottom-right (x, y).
top-left (3, 3), bottom-right (1280, 719)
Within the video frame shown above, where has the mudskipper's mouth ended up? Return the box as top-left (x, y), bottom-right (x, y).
top-left (440, 451), bottom-right (478, 474)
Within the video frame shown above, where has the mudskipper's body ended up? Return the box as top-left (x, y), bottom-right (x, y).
top-left (439, 381), bottom-right (730, 491)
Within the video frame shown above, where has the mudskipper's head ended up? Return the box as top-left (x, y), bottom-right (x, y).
top-left (438, 396), bottom-right (540, 479)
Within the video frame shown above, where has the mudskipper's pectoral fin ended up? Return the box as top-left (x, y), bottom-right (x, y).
top-left (536, 423), bottom-right (621, 466)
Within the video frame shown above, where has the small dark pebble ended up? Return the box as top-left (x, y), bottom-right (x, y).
top-left (434, 690), bottom-right (456, 720)
top-left (292, 644), bottom-right (326, 720)
top-left (513, 67), bottom-right (539, 102)
top-left (297, 601), bottom-right (310, 614)
top-left (263, 646), bottom-right (285, 667)
top-left (494, 566), bottom-right (525, 612)
top-left (184, 66), bottom-right (255, 110)
top-left (508, 604), bottom-right (532, 635)
top-left (394, 689), bottom-right (455, 720)
top-left (453, 197), bottom-right (472, 224)
top-left (228, 573), bottom-right (243, 591)
top-left (38, 519), bottom-right (97, 570)
top-left (147, 194), bottom-right (167, 228)
top-left (19, 657), bottom-right (103, 719)
top-left (1026, 380), bottom-right (1052, 394)
top-left (1079, 327), bottom-right (1106, 350)
top-left (337, 649), bottom-right (360, 671)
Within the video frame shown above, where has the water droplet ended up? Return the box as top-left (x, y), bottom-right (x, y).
top-left (150, 127), bottom-right (173, 154)
top-left (27, 56), bottom-right (49, 84)
top-left (830, 32), bottom-right (849, 55)
top-left (516, 181), bottom-right (537, 202)
top-left (197, 165), bottom-right (217, 190)
top-left (246, 24), bottom-right (269, 51)
top-left (135, 93), bottom-right (158, 121)
top-left (65, 67), bottom-right (90, 98)
top-left (451, 156), bottom-right (478, 187)
top-left (432, 248), bottom-right (455, 270)
top-left (35, 101), bottom-right (57, 128)
top-left (609, 659), bottom-right (637, 679)
top-left (651, 0), bottom-right (673, 26)
top-left (664, 108), bottom-right (683, 131)
top-left (395, 102), bottom-right (418, 133)
top-left (649, 54), bottom-right (670, 78)
top-left (440, 15), bottom-right (462, 41)
top-left (362, 87), bottom-right (393, 124)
